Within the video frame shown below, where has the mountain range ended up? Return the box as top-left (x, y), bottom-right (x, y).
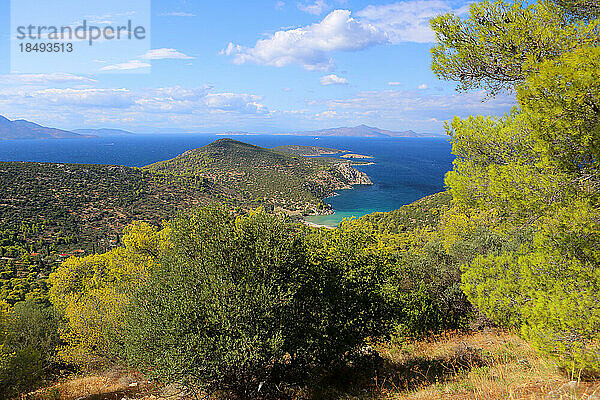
top-left (0, 115), bottom-right (437, 139)
top-left (0, 115), bottom-right (85, 139)
top-left (294, 124), bottom-right (436, 137)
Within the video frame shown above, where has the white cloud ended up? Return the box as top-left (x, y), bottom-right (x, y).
top-left (222, 10), bottom-right (387, 71)
top-left (275, 1), bottom-right (286, 10)
top-left (418, 83), bottom-right (428, 89)
top-left (0, 73), bottom-right (97, 85)
top-left (100, 60), bottom-right (151, 71)
top-left (141, 48), bottom-right (195, 60)
top-left (31, 88), bottom-right (135, 108)
top-left (159, 12), bottom-right (196, 17)
top-left (320, 74), bottom-right (348, 85)
top-left (316, 110), bottom-right (338, 118)
top-left (205, 93), bottom-right (268, 114)
top-left (0, 84), bottom-right (271, 132)
top-left (356, 0), bottom-right (467, 43)
top-left (298, 0), bottom-right (329, 15)
top-left (310, 89), bottom-right (516, 128)
top-left (387, 81), bottom-right (402, 86)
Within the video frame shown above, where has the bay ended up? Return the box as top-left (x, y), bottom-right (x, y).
top-left (0, 134), bottom-right (454, 227)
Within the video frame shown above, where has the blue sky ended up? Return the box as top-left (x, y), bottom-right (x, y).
top-left (0, 0), bottom-right (516, 134)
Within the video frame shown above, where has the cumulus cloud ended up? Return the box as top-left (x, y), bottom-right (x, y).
top-left (356, 0), bottom-right (469, 43)
top-left (100, 60), bottom-right (151, 71)
top-left (141, 48), bottom-right (195, 60)
top-left (0, 83), bottom-right (269, 123)
top-left (297, 0), bottom-right (329, 15)
top-left (387, 81), bottom-right (402, 86)
top-left (275, 1), bottom-right (286, 10)
top-left (222, 10), bottom-right (387, 71)
top-left (315, 110), bottom-right (338, 118)
top-left (418, 83), bottom-right (428, 89)
top-left (320, 74), bottom-right (348, 85)
top-left (205, 93), bottom-right (268, 114)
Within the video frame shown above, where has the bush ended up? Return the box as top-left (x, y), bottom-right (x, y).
top-left (461, 201), bottom-right (600, 377)
top-left (49, 221), bottom-right (168, 365)
top-left (0, 299), bottom-right (61, 398)
top-left (124, 207), bottom-right (306, 397)
top-left (124, 206), bottom-right (403, 398)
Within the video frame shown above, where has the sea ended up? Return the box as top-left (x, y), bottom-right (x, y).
top-left (0, 134), bottom-right (454, 227)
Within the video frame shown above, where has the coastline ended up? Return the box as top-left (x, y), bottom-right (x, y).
top-left (302, 220), bottom-right (336, 229)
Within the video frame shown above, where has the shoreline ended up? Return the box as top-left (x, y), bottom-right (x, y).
top-left (301, 220), bottom-right (336, 229)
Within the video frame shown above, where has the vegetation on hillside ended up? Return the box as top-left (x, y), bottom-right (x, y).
top-left (1, 0), bottom-right (599, 398)
top-left (432, 0), bottom-right (600, 378)
top-left (0, 142), bottom-right (372, 313)
top-left (145, 139), bottom-right (372, 213)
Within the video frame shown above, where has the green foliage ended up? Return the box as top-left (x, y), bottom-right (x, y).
top-left (0, 299), bottom-right (61, 398)
top-left (49, 221), bottom-right (168, 366)
top-left (554, 0), bottom-right (600, 20)
top-left (517, 45), bottom-right (600, 174)
top-left (124, 206), bottom-right (414, 398)
top-left (124, 207), bottom-right (306, 397)
top-left (436, 0), bottom-right (600, 376)
top-left (430, 0), bottom-right (599, 93)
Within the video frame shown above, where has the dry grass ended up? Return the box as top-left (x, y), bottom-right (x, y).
top-left (25, 366), bottom-right (154, 400)
top-left (26, 330), bottom-right (600, 400)
top-left (370, 329), bottom-right (600, 400)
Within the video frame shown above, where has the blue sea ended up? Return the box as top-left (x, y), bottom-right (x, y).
top-left (0, 134), bottom-right (454, 227)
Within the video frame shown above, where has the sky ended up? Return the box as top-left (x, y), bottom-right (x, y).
top-left (0, 0), bottom-right (516, 134)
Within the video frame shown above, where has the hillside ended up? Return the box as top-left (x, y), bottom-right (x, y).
top-left (0, 139), bottom-right (373, 254)
top-left (0, 162), bottom-right (221, 250)
top-left (145, 138), bottom-right (372, 213)
top-left (0, 115), bottom-right (86, 140)
top-left (357, 191), bottom-right (452, 232)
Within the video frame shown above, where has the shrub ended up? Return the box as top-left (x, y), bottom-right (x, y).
top-left (124, 206), bottom-right (404, 398)
top-left (48, 221), bottom-right (168, 366)
top-left (0, 299), bottom-right (61, 398)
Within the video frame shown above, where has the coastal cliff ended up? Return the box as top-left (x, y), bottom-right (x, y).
top-left (334, 162), bottom-right (373, 186)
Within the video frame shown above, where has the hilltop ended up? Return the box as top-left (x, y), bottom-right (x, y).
top-left (145, 138), bottom-right (372, 213)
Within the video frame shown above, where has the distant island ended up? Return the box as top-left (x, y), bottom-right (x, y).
top-left (272, 145), bottom-right (349, 156)
top-left (0, 115), bottom-right (87, 140)
top-left (72, 128), bottom-right (134, 136)
top-left (293, 124), bottom-right (438, 138)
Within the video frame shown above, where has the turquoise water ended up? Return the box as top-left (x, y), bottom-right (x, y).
top-left (0, 134), bottom-right (454, 226)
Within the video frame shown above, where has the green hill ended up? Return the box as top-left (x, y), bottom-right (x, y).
top-left (0, 139), bottom-right (373, 256)
top-left (145, 138), bottom-right (372, 213)
top-left (357, 191), bottom-right (452, 233)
